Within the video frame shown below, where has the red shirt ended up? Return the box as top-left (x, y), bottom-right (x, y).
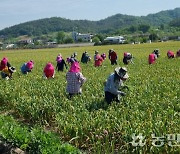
top-left (109, 51), bottom-right (117, 61)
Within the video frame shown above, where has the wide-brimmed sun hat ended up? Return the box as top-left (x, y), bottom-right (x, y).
top-left (9, 66), bottom-right (16, 73)
top-left (74, 52), bottom-right (77, 56)
top-left (115, 67), bottom-right (129, 79)
top-left (95, 50), bottom-right (98, 54)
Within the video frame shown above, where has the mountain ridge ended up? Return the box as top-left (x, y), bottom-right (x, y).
top-left (0, 7), bottom-right (179, 37)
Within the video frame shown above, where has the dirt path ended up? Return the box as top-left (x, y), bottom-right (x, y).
top-left (58, 42), bottom-right (94, 48)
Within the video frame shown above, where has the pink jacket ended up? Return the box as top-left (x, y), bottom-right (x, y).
top-left (44, 63), bottom-right (55, 78)
top-left (94, 54), bottom-right (103, 67)
top-left (167, 51), bottom-right (175, 58)
top-left (149, 53), bottom-right (156, 64)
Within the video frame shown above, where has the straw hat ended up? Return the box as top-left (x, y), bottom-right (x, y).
top-left (115, 67), bottom-right (129, 79)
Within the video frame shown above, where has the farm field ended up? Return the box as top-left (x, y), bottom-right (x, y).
top-left (0, 41), bottom-right (179, 153)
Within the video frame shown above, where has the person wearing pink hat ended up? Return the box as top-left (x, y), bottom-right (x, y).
top-left (94, 51), bottom-right (103, 67)
top-left (43, 63), bottom-right (55, 79)
top-left (66, 52), bottom-right (78, 64)
top-left (104, 67), bottom-right (129, 104)
top-left (101, 53), bottom-right (106, 60)
top-left (0, 57), bottom-right (11, 71)
top-left (123, 52), bottom-right (133, 65)
top-left (148, 53), bottom-right (157, 64)
top-left (56, 54), bottom-right (67, 72)
top-left (56, 53), bottom-right (62, 63)
top-left (0, 57), bottom-right (16, 80)
top-left (66, 62), bottom-right (86, 98)
top-left (167, 50), bottom-right (175, 58)
top-left (21, 60), bottom-right (34, 74)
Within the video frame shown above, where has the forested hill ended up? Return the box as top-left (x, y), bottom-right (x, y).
top-left (0, 8), bottom-right (179, 37)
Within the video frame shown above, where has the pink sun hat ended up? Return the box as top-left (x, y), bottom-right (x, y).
top-left (56, 54), bottom-right (62, 63)
top-left (69, 62), bottom-right (81, 73)
top-left (0, 57), bottom-right (8, 69)
top-left (124, 52), bottom-right (128, 57)
top-left (26, 60), bottom-right (34, 69)
top-left (1, 57), bottom-right (8, 65)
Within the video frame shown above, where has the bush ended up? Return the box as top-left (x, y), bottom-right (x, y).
top-left (64, 37), bottom-right (74, 44)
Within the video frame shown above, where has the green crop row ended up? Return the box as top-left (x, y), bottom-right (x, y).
top-left (0, 115), bottom-right (80, 154)
top-left (0, 41), bottom-right (179, 153)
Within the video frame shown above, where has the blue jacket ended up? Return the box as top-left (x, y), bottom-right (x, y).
top-left (21, 63), bottom-right (30, 74)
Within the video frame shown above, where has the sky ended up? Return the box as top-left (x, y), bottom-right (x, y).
top-left (0, 0), bottom-right (179, 30)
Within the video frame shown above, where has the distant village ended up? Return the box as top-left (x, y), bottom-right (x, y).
top-left (0, 32), bottom-right (125, 50)
top-left (0, 31), bottom-right (180, 50)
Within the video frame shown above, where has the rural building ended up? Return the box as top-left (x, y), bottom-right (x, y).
top-left (18, 38), bottom-right (33, 45)
top-left (6, 44), bottom-right (15, 49)
top-left (47, 41), bottom-right (57, 46)
top-left (72, 32), bottom-right (93, 42)
top-left (104, 36), bottom-right (125, 44)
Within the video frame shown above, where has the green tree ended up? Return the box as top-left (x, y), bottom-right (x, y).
top-left (78, 38), bottom-right (83, 42)
top-left (139, 37), bottom-right (148, 43)
top-left (149, 33), bottom-right (158, 42)
top-left (95, 34), bottom-right (104, 42)
top-left (64, 37), bottom-right (74, 44)
top-left (138, 24), bottom-right (150, 33)
top-left (34, 40), bottom-right (40, 45)
top-left (92, 36), bottom-right (100, 44)
top-left (128, 25), bottom-right (137, 33)
top-left (169, 18), bottom-right (180, 27)
top-left (56, 31), bottom-right (65, 44)
top-left (160, 24), bottom-right (165, 30)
